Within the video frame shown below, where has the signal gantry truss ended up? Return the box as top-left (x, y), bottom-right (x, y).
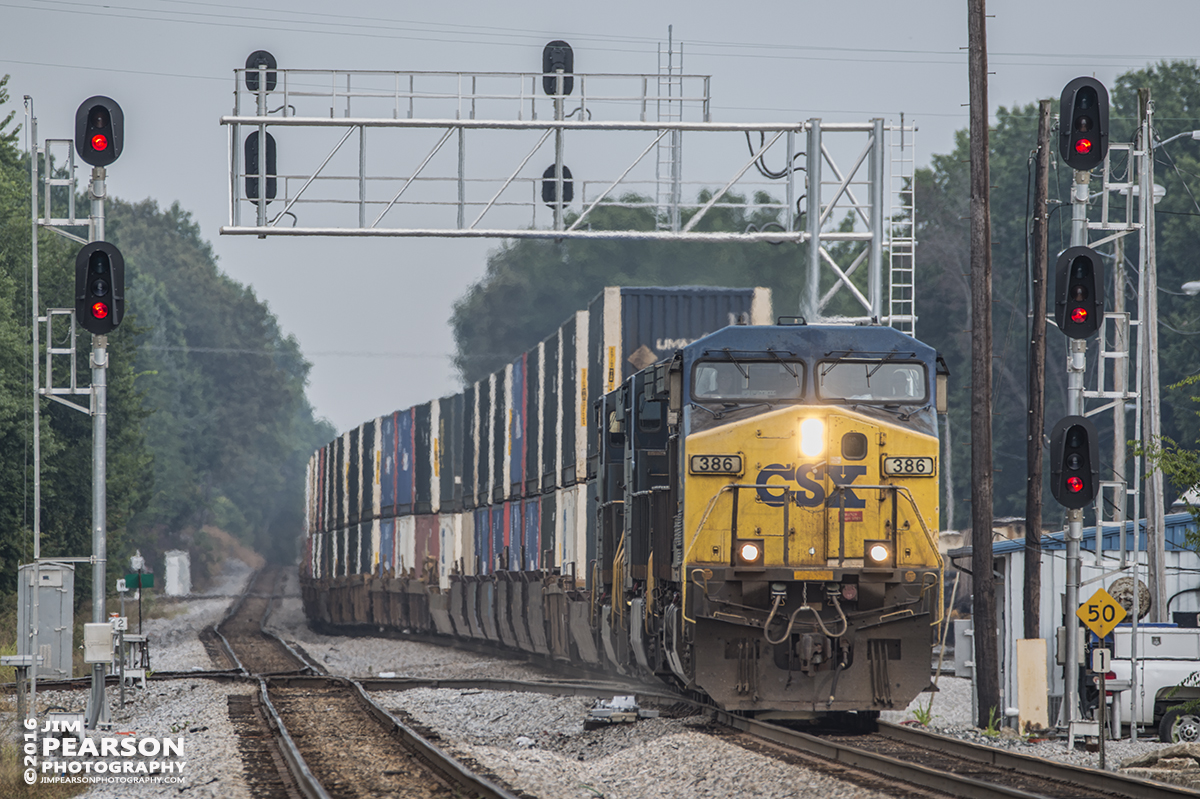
top-left (221, 65), bottom-right (917, 329)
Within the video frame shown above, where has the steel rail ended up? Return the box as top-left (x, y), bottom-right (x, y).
top-left (719, 711), bottom-right (1049, 799)
top-left (257, 678), bottom-right (331, 799)
top-left (254, 571), bottom-right (323, 673)
top-left (345, 676), bottom-right (522, 799)
top-left (212, 569), bottom-right (256, 676)
top-left (877, 721), bottom-right (1199, 799)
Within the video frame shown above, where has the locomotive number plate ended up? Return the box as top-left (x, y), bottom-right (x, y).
top-left (882, 456), bottom-right (935, 476)
top-left (689, 454), bottom-right (743, 475)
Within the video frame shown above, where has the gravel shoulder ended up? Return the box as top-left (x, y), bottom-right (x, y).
top-left (881, 674), bottom-right (1176, 771)
top-left (2, 559), bottom-right (256, 798)
top-left (374, 687), bottom-right (896, 799)
top-left (10, 559), bottom-right (1182, 797)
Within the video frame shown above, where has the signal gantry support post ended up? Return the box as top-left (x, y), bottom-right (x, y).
top-left (87, 165), bottom-right (109, 731)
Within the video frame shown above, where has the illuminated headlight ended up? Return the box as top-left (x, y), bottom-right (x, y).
top-left (866, 541), bottom-right (892, 566)
top-left (735, 539), bottom-right (764, 567)
top-left (799, 418), bottom-right (825, 457)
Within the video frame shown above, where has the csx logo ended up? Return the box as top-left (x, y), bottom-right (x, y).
top-left (755, 463), bottom-right (867, 508)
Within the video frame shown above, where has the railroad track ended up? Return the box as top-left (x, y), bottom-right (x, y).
top-left (19, 568), bottom-right (1187, 799)
top-left (12, 659), bottom-right (1194, 799)
top-left (215, 567), bottom-right (316, 675)
top-left (215, 566), bottom-right (520, 799)
top-left (714, 712), bottom-right (1197, 799)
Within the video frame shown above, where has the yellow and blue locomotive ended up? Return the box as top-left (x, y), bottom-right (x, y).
top-left (594, 319), bottom-right (945, 716)
top-left (302, 288), bottom-right (946, 720)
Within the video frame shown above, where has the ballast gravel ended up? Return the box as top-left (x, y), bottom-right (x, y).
top-left (882, 673), bottom-right (1173, 771)
top-left (1, 679), bottom-right (255, 799)
top-left (134, 558), bottom-right (253, 673)
top-left (374, 687), bottom-right (894, 799)
top-left (7, 555), bottom-right (1188, 797)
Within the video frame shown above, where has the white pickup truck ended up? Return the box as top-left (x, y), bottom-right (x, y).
top-left (1109, 624), bottom-right (1200, 742)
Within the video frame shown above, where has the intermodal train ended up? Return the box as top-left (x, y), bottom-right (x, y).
top-left (300, 285), bottom-right (947, 719)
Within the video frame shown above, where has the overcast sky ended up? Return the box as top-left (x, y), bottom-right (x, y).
top-left (4, 1), bottom-right (1198, 434)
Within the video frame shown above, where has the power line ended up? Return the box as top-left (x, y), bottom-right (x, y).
top-left (4, 1), bottom-right (1189, 68)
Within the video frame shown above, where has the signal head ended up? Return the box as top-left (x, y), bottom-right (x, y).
top-left (1060, 77), bottom-right (1109, 171)
top-left (1055, 246), bottom-right (1105, 339)
top-left (75, 96), bottom-right (124, 167)
top-left (542, 40), bottom-right (574, 96)
top-left (1049, 416), bottom-right (1099, 509)
top-left (244, 50), bottom-right (277, 92)
top-left (75, 242), bottom-right (125, 335)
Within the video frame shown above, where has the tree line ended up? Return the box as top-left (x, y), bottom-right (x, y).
top-left (451, 60), bottom-right (1200, 529)
top-left (0, 76), bottom-right (333, 597)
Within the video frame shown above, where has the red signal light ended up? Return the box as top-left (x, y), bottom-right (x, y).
top-left (1070, 307), bottom-right (1088, 324)
top-left (91, 133), bottom-right (108, 151)
top-left (1074, 138), bottom-right (1093, 155)
top-left (91, 301), bottom-right (109, 319)
top-left (1067, 475), bottom-right (1084, 493)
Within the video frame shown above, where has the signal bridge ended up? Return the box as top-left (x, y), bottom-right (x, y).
top-left (219, 47), bottom-right (917, 331)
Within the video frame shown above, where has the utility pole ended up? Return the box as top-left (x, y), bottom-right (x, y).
top-left (968, 0), bottom-right (1000, 726)
top-left (1138, 88), bottom-right (1166, 622)
top-left (1025, 99), bottom-right (1051, 641)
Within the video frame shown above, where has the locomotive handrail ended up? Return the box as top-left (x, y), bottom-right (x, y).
top-left (682, 483), bottom-right (796, 623)
top-left (682, 482), bottom-right (944, 627)
top-left (842, 484), bottom-right (945, 627)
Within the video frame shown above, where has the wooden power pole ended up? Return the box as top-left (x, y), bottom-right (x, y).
top-left (1024, 100), bottom-right (1051, 641)
top-left (968, 0), bottom-right (1000, 725)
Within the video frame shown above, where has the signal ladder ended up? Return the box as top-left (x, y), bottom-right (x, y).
top-left (888, 118), bottom-right (916, 335)
top-left (656, 29), bottom-right (683, 231)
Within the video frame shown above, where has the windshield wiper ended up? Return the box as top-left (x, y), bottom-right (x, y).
top-left (722, 348), bottom-right (749, 379)
top-left (865, 350), bottom-right (900, 381)
top-left (766, 347), bottom-right (799, 383)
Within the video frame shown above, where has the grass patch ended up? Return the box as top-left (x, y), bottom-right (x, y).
top-left (0, 737), bottom-right (86, 799)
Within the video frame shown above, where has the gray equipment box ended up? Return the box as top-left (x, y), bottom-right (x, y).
top-left (17, 563), bottom-right (75, 679)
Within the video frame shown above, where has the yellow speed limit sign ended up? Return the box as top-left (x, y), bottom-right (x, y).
top-left (1077, 587), bottom-right (1128, 639)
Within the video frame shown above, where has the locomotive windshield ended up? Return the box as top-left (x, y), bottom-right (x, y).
top-left (693, 360), bottom-right (805, 401)
top-left (817, 359), bottom-right (927, 403)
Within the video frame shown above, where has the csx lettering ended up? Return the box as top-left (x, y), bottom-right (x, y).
top-left (754, 464), bottom-right (866, 508)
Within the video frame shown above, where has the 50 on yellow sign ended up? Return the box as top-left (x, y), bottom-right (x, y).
top-left (1076, 587), bottom-right (1128, 639)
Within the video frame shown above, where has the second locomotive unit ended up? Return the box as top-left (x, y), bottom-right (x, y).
top-left (301, 287), bottom-right (946, 719)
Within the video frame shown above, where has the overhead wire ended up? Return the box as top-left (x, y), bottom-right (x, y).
top-left (4, 1), bottom-right (1190, 68)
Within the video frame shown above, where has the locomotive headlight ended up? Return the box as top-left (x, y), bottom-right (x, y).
top-left (734, 539), bottom-right (765, 567)
top-left (865, 540), bottom-right (892, 566)
top-left (799, 418), bottom-right (825, 457)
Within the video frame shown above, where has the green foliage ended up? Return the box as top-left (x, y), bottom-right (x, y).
top-left (910, 694), bottom-right (935, 726)
top-left (108, 198), bottom-right (334, 564)
top-left (452, 191), bottom-right (824, 384)
top-left (914, 59), bottom-right (1200, 522)
top-left (1163, 670), bottom-right (1200, 724)
top-left (984, 705), bottom-right (1001, 737)
top-left (1137, 374), bottom-right (1200, 548)
top-left (0, 77), bottom-right (331, 601)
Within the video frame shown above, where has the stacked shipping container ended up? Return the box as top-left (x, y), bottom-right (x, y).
top-left (302, 286), bottom-right (771, 603)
